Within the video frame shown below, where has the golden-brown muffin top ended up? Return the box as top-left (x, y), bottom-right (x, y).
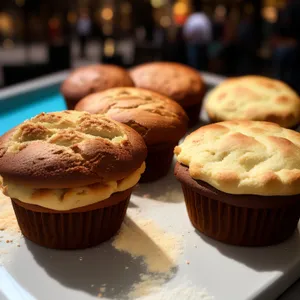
top-left (0, 111), bottom-right (147, 189)
top-left (75, 87), bottom-right (188, 145)
top-left (175, 120), bottom-right (300, 196)
top-left (130, 62), bottom-right (205, 106)
top-left (61, 64), bottom-right (134, 103)
top-left (205, 76), bottom-right (300, 128)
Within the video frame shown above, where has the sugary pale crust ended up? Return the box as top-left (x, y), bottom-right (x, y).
top-left (75, 87), bottom-right (188, 145)
top-left (61, 64), bottom-right (134, 103)
top-left (205, 76), bottom-right (300, 128)
top-left (174, 120), bottom-right (300, 196)
top-left (0, 111), bottom-right (147, 189)
top-left (129, 62), bottom-right (205, 106)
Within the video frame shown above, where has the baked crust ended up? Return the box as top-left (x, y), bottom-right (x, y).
top-left (0, 111), bottom-right (147, 188)
top-left (129, 62), bottom-right (205, 107)
top-left (205, 75), bottom-right (300, 128)
top-left (61, 64), bottom-right (134, 103)
top-left (174, 120), bottom-right (300, 196)
top-left (75, 87), bottom-right (188, 145)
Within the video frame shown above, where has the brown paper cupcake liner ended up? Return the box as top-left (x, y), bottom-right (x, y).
top-left (11, 189), bottom-right (132, 249)
top-left (181, 184), bottom-right (300, 246)
top-left (140, 143), bottom-right (177, 183)
top-left (175, 163), bottom-right (300, 246)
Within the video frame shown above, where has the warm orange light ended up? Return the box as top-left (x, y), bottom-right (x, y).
top-left (104, 38), bottom-right (115, 57)
top-left (160, 16), bottom-right (171, 28)
top-left (215, 5), bottom-right (226, 20)
top-left (0, 13), bottom-right (13, 35)
top-left (173, 2), bottom-right (188, 16)
top-left (262, 7), bottom-right (278, 23)
top-left (101, 8), bottom-right (113, 21)
top-left (151, 0), bottom-right (163, 8)
top-left (67, 12), bottom-right (77, 24)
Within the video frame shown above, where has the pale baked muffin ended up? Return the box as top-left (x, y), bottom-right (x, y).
top-left (205, 76), bottom-right (300, 128)
top-left (61, 64), bottom-right (134, 109)
top-left (75, 87), bottom-right (188, 182)
top-left (175, 120), bottom-right (300, 246)
top-left (0, 111), bottom-right (147, 249)
top-left (130, 62), bottom-right (205, 127)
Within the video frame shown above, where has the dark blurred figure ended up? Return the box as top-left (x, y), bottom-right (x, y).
top-left (76, 9), bottom-right (92, 58)
top-left (272, 0), bottom-right (300, 91)
top-left (236, 13), bottom-right (257, 75)
top-left (219, 14), bottom-right (238, 76)
top-left (48, 16), bottom-right (63, 45)
top-left (209, 5), bottom-right (226, 74)
top-left (183, 8), bottom-right (212, 70)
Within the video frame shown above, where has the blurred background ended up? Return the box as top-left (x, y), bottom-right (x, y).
top-left (0, 0), bottom-right (299, 92)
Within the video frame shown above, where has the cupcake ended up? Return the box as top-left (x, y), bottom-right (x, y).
top-left (61, 64), bottom-right (134, 109)
top-left (0, 111), bottom-right (147, 249)
top-left (75, 87), bottom-right (188, 182)
top-left (174, 120), bottom-right (300, 246)
top-left (130, 62), bottom-right (205, 127)
top-left (205, 75), bottom-right (300, 128)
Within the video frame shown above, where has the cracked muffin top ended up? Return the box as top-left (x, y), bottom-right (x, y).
top-left (75, 87), bottom-right (188, 145)
top-left (175, 120), bottom-right (300, 196)
top-left (61, 64), bottom-right (134, 104)
top-left (129, 62), bottom-right (205, 107)
top-left (205, 76), bottom-right (300, 128)
top-left (0, 111), bottom-right (147, 189)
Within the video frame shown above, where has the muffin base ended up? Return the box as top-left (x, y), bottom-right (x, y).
top-left (175, 163), bottom-right (300, 246)
top-left (11, 188), bottom-right (132, 249)
top-left (140, 143), bottom-right (177, 183)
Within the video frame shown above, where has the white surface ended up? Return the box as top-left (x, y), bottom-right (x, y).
top-left (1, 169), bottom-right (300, 300)
top-left (1, 73), bottom-right (300, 300)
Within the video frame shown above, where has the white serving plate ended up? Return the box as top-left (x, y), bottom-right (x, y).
top-left (1, 169), bottom-right (300, 300)
top-left (1, 72), bottom-right (300, 300)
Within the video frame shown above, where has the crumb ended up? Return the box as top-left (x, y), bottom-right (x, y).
top-left (186, 260), bottom-right (190, 265)
top-left (6, 240), bottom-right (10, 243)
top-left (125, 266), bottom-right (129, 270)
top-left (91, 284), bottom-right (94, 288)
top-left (143, 194), bottom-right (150, 199)
top-left (17, 244), bottom-right (20, 247)
top-left (79, 257), bottom-right (83, 261)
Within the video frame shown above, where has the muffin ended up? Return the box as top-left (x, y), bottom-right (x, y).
top-left (205, 75), bottom-right (300, 128)
top-left (61, 64), bottom-right (134, 109)
top-left (174, 120), bottom-right (300, 246)
top-left (75, 87), bottom-right (188, 182)
top-left (0, 111), bottom-right (147, 249)
top-left (130, 62), bottom-right (205, 127)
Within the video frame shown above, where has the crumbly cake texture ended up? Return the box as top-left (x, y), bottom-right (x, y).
top-left (175, 120), bottom-right (300, 196)
top-left (129, 62), bottom-right (205, 107)
top-left (61, 64), bottom-right (134, 103)
top-left (75, 87), bottom-right (188, 145)
top-left (0, 111), bottom-right (147, 189)
top-left (205, 76), bottom-right (300, 128)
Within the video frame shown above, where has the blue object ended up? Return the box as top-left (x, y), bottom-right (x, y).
top-left (0, 84), bottom-right (67, 136)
